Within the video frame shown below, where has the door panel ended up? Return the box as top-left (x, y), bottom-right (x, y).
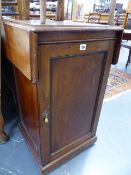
top-left (50, 52), bottom-right (107, 153)
top-left (38, 42), bottom-right (110, 164)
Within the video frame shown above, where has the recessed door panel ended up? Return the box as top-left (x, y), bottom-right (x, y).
top-left (50, 52), bottom-right (106, 154)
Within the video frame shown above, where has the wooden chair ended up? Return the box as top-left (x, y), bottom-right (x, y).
top-left (87, 12), bottom-right (101, 24)
top-left (84, 13), bottom-right (89, 21)
top-left (121, 0), bottom-right (131, 68)
top-left (30, 0), bottom-right (64, 21)
top-left (115, 13), bottom-right (126, 27)
top-left (121, 41), bottom-right (131, 68)
top-left (123, 0), bottom-right (131, 29)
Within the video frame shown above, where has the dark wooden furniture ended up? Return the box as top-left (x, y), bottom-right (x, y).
top-left (121, 29), bottom-right (131, 68)
top-left (1, 0), bottom-right (30, 144)
top-left (1, 0), bottom-right (21, 144)
top-left (3, 20), bottom-right (123, 174)
top-left (0, 112), bottom-right (8, 144)
top-left (1, 0), bottom-right (20, 143)
top-left (56, 0), bottom-right (64, 20)
top-left (0, 31), bottom-right (7, 143)
top-left (121, 40), bottom-right (131, 68)
top-left (123, 29), bottom-right (131, 40)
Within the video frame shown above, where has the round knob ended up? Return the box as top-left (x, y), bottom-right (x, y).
top-left (44, 116), bottom-right (49, 124)
top-left (42, 112), bottom-right (49, 124)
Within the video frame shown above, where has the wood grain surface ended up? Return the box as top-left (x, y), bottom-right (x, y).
top-left (2, 20), bottom-right (123, 174)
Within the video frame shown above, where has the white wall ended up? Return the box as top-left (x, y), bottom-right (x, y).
top-left (77, 0), bottom-right (95, 14)
top-left (75, 0), bottom-right (129, 14)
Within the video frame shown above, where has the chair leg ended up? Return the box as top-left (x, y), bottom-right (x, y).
top-left (126, 48), bottom-right (131, 68)
top-left (0, 112), bottom-right (8, 144)
top-left (129, 52), bottom-right (131, 64)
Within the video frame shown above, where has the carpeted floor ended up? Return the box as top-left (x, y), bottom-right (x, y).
top-left (104, 67), bottom-right (131, 101)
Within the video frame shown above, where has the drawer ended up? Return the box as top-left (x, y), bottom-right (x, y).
top-left (39, 40), bottom-right (116, 59)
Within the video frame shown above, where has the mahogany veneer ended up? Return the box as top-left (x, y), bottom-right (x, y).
top-left (3, 20), bottom-right (123, 174)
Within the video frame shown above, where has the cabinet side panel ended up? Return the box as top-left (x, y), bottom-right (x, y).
top-left (15, 69), bottom-right (40, 152)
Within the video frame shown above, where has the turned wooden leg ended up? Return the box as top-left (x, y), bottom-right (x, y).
top-left (0, 111), bottom-right (8, 144)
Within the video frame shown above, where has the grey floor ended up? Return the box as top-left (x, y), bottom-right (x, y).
top-left (0, 46), bottom-right (131, 175)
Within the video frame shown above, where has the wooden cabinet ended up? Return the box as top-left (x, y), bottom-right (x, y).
top-left (3, 20), bottom-right (123, 174)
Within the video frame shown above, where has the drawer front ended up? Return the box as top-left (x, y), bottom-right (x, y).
top-left (4, 24), bottom-right (31, 80)
top-left (40, 40), bottom-right (114, 58)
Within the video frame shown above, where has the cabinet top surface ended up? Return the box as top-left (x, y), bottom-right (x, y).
top-left (3, 19), bottom-right (123, 32)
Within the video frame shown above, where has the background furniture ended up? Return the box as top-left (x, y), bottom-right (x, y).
top-left (123, 0), bottom-right (131, 28)
top-left (99, 13), bottom-right (109, 24)
top-left (120, 0), bottom-right (131, 68)
top-left (121, 41), bottom-right (131, 68)
top-left (1, 0), bottom-right (31, 144)
top-left (115, 13), bottom-right (126, 27)
top-left (30, 0), bottom-right (57, 20)
top-left (74, 13), bottom-right (109, 25)
top-left (121, 29), bottom-right (131, 68)
top-left (87, 12), bottom-right (101, 23)
top-left (1, 0), bottom-right (24, 144)
top-left (93, 3), bottom-right (105, 12)
top-left (0, 111), bottom-right (8, 143)
top-left (3, 20), bottom-right (123, 174)
top-left (30, 0), bottom-right (64, 20)
top-left (123, 29), bottom-right (131, 40)
top-left (1, 0), bottom-right (21, 18)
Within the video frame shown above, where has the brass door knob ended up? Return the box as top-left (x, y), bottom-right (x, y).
top-left (42, 112), bottom-right (49, 124)
top-left (44, 116), bottom-right (49, 124)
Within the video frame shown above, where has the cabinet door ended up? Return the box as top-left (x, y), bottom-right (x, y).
top-left (38, 41), bottom-right (112, 165)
